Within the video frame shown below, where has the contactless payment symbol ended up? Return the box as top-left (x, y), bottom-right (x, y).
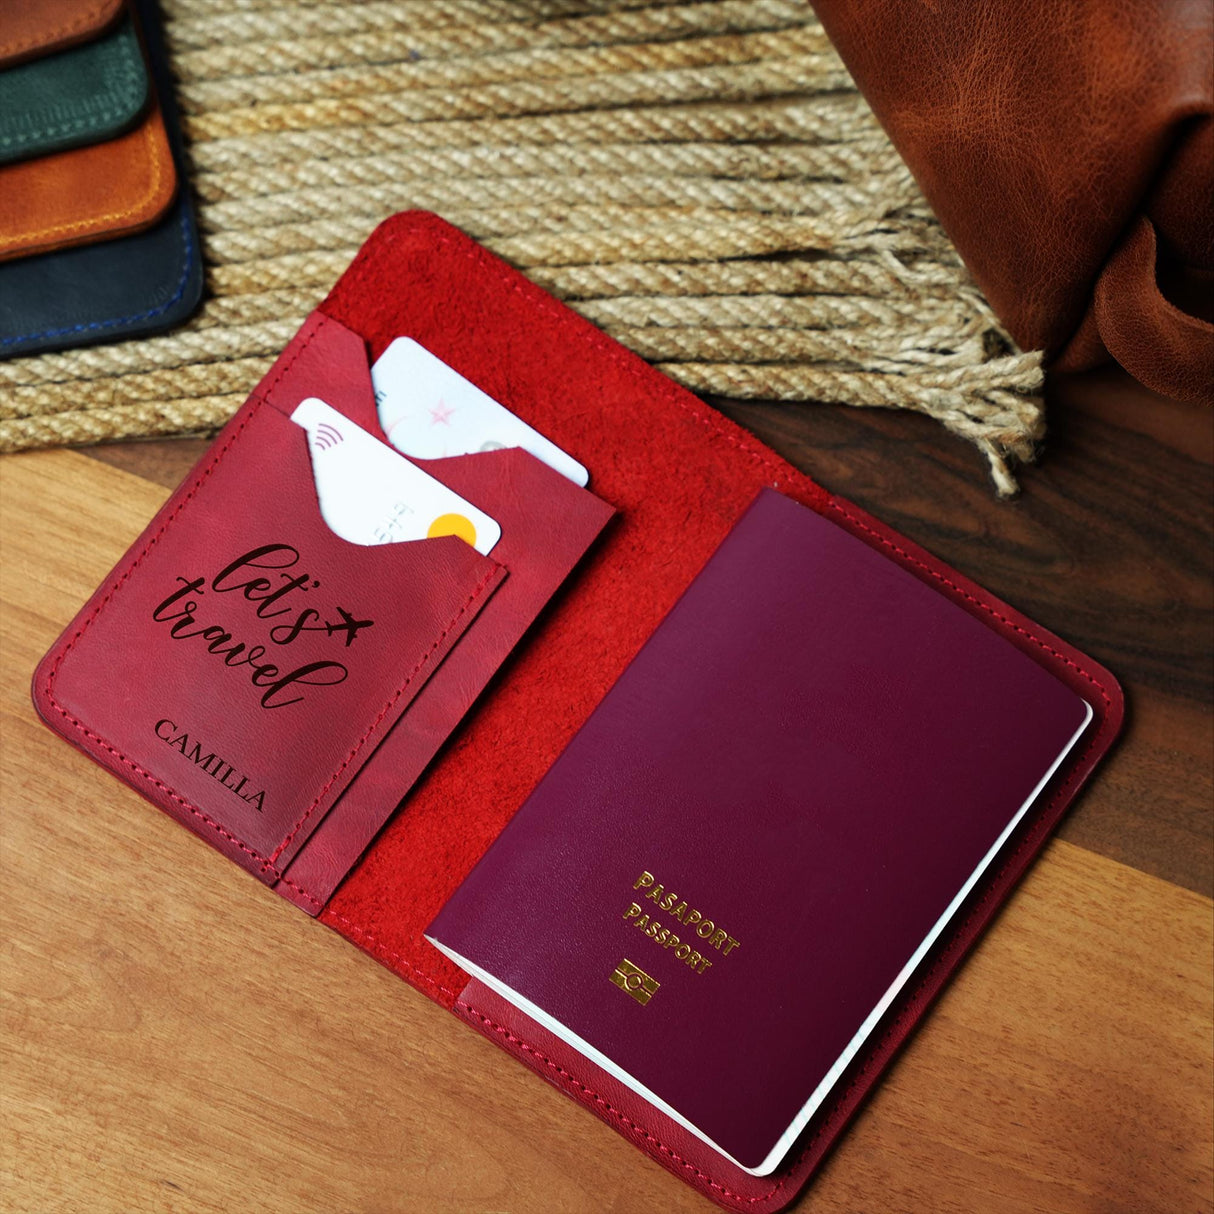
top-left (610, 958), bottom-right (659, 1006)
top-left (290, 397), bottom-right (501, 555)
top-left (312, 422), bottom-right (343, 451)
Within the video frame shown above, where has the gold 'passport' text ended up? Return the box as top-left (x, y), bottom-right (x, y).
top-left (621, 870), bottom-right (740, 976)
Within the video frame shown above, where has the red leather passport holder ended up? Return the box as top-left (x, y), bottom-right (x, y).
top-left (32, 212), bottom-right (1123, 1211)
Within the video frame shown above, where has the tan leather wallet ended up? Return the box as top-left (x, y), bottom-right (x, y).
top-left (0, 96), bottom-right (177, 262)
top-left (0, 0), bottom-right (126, 68)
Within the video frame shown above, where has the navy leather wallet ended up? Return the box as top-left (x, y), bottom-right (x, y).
top-left (0, 0), bottom-right (202, 359)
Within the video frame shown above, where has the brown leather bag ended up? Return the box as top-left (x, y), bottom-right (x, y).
top-left (812, 0), bottom-right (1214, 404)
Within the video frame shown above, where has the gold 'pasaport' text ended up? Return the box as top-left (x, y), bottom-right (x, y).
top-left (620, 870), bottom-right (740, 976)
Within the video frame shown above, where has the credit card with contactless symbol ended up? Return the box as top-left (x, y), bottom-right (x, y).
top-left (371, 337), bottom-right (589, 487)
top-left (291, 397), bottom-right (501, 556)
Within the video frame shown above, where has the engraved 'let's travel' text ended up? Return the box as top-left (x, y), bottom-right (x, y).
top-left (150, 543), bottom-right (373, 710)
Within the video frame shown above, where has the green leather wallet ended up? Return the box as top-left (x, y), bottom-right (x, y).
top-left (0, 11), bottom-right (148, 165)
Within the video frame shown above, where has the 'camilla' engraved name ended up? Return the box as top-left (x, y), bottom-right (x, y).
top-left (155, 719), bottom-right (266, 811)
top-left (622, 871), bottom-right (740, 976)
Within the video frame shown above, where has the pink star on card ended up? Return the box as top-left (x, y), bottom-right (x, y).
top-left (428, 400), bottom-right (455, 426)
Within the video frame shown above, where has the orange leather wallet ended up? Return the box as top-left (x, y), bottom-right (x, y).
top-left (0, 0), bottom-right (125, 68)
top-left (0, 95), bottom-right (176, 262)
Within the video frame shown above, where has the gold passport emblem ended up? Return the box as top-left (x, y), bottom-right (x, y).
top-left (610, 958), bottom-right (659, 1006)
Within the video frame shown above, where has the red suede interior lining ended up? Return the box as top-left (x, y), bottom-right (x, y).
top-left (304, 214), bottom-right (1122, 1211)
top-left (317, 213), bottom-right (830, 1003)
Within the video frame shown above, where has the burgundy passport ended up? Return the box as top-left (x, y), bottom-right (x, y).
top-left (428, 487), bottom-right (1091, 1175)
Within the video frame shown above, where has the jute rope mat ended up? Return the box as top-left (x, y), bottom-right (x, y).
top-left (0, 0), bottom-right (1044, 493)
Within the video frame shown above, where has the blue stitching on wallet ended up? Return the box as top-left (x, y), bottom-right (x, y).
top-left (0, 204), bottom-right (197, 347)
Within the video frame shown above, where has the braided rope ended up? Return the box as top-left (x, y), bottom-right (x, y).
top-left (172, 1), bottom-right (812, 82)
top-left (196, 140), bottom-right (904, 203)
top-left (178, 27), bottom-right (834, 112)
top-left (0, 0), bottom-right (1043, 492)
top-left (184, 58), bottom-right (847, 141)
top-left (198, 175), bottom-right (918, 232)
top-left (164, 0), bottom-right (700, 47)
top-left (188, 96), bottom-right (881, 175)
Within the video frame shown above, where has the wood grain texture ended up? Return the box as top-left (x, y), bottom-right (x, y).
top-left (3, 361), bottom-right (1213, 1213)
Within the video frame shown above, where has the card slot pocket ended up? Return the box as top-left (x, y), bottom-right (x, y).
top-left (276, 440), bottom-right (615, 912)
top-left (223, 304), bottom-right (616, 910)
top-left (33, 397), bottom-right (506, 883)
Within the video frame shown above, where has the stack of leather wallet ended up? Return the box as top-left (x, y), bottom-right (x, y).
top-left (0, 0), bottom-right (203, 358)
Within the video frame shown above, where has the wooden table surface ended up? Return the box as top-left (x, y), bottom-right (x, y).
top-left (1, 365), bottom-right (1210, 1213)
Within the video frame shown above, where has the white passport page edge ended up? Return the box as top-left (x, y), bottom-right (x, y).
top-left (428, 700), bottom-right (1093, 1177)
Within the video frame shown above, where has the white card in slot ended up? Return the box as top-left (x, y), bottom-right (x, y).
top-left (291, 397), bottom-right (501, 556)
top-left (371, 337), bottom-right (589, 487)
